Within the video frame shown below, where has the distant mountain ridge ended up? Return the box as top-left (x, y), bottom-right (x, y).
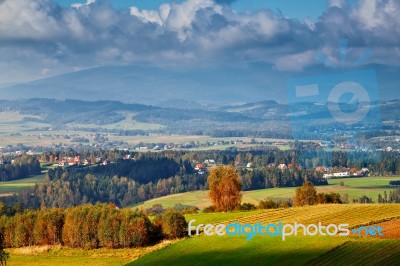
top-left (0, 65), bottom-right (282, 106)
top-left (0, 64), bottom-right (398, 106)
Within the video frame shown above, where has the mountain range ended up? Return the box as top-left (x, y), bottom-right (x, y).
top-left (0, 64), bottom-right (397, 106)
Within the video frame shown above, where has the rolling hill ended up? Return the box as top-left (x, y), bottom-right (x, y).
top-left (128, 204), bottom-right (400, 266)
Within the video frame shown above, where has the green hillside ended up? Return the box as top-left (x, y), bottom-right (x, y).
top-left (128, 204), bottom-right (400, 266)
top-left (135, 176), bottom-right (400, 210)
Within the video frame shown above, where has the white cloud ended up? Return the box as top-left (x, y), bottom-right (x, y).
top-left (275, 51), bottom-right (315, 71)
top-left (71, 0), bottom-right (95, 9)
top-left (329, 0), bottom-right (345, 8)
top-left (130, 6), bottom-right (164, 25)
top-left (351, 0), bottom-right (400, 30)
top-left (254, 11), bottom-right (280, 37)
top-left (0, 0), bottom-right (399, 83)
top-left (0, 0), bottom-right (60, 40)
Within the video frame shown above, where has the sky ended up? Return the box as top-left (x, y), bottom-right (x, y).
top-left (0, 0), bottom-right (399, 89)
top-left (55, 0), bottom-right (333, 20)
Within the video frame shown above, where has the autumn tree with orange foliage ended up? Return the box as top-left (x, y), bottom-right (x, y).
top-left (208, 165), bottom-right (242, 212)
top-left (294, 181), bottom-right (317, 206)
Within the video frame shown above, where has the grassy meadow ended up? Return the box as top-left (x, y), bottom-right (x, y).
top-left (0, 174), bottom-right (45, 195)
top-left (6, 240), bottom-right (178, 266)
top-left (4, 204), bottom-right (400, 265)
top-left (128, 204), bottom-right (400, 266)
top-left (136, 176), bottom-right (400, 210)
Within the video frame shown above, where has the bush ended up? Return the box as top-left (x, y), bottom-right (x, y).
top-left (355, 195), bottom-right (373, 204)
top-left (203, 206), bottom-right (216, 213)
top-left (316, 193), bottom-right (342, 204)
top-left (278, 201), bottom-right (290, 208)
top-left (389, 180), bottom-right (400, 186)
top-left (145, 204), bottom-right (164, 215)
top-left (172, 204), bottom-right (199, 214)
top-left (258, 199), bottom-right (278, 209)
top-left (150, 215), bottom-right (163, 242)
top-left (159, 210), bottom-right (188, 239)
top-left (240, 203), bottom-right (256, 211)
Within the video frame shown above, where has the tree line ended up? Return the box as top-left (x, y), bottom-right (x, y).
top-left (239, 167), bottom-right (327, 191)
top-left (5, 149), bottom-right (400, 211)
top-left (46, 156), bottom-right (186, 184)
top-left (19, 173), bottom-right (206, 209)
top-left (0, 203), bottom-right (187, 249)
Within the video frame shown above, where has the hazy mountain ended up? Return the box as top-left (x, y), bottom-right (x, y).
top-left (0, 64), bottom-right (397, 106)
top-left (0, 65), bottom-right (282, 106)
top-left (157, 99), bottom-right (207, 109)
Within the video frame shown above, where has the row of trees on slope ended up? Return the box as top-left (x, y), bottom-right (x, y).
top-left (0, 203), bottom-right (187, 249)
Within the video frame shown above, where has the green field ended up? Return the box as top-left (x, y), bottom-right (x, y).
top-left (7, 254), bottom-right (129, 266)
top-left (185, 209), bottom-right (264, 225)
top-left (6, 240), bottom-right (177, 266)
top-left (308, 240), bottom-right (400, 266)
top-left (128, 204), bottom-right (400, 266)
top-left (137, 176), bottom-right (400, 209)
top-left (128, 237), bottom-right (400, 266)
top-left (129, 235), bottom-right (347, 266)
top-left (5, 204), bottom-right (400, 265)
top-left (2, 175), bottom-right (399, 204)
top-left (0, 174), bottom-right (45, 195)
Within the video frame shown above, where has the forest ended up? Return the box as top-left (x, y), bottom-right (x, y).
top-left (0, 156), bottom-right (41, 182)
top-left (2, 148), bottom-right (400, 210)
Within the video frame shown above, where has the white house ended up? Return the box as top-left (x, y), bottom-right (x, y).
top-left (333, 172), bottom-right (350, 177)
top-left (278, 164), bottom-right (288, 170)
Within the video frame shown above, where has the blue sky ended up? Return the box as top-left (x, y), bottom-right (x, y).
top-left (55, 0), bottom-right (331, 19)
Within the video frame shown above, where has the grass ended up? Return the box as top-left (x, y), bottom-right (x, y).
top-left (127, 235), bottom-right (348, 266)
top-left (129, 204), bottom-right (400, 266)
top-left (308, 239), bottom-right (400, 266)
top-left (0, 174), bottom-right (45, 194)
top-left (136, 191), bottom-right (211, 209)
top-left (185, 210), bottom-right (264, 225)
top-left (6, 240), bottom-right (178, 266)
top-left (136, 176), bottom-right (400, 210)
top-left (6, 205), bottom-right (400, 266)
top-left (7, 254), bottom-right (129, 266)
top-left (213, 204), bottom-right (400, 228)
top-left (328, 176), bottom-right (397, 188)
top-left (184, 204), bottom-right (400, 228)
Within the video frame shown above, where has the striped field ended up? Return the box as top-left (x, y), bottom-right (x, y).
top-left (129, 204), bottom-right (400, 266)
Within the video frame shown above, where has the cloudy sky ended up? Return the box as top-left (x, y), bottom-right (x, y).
top-left (0, 0), bottom-right (399, 87)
